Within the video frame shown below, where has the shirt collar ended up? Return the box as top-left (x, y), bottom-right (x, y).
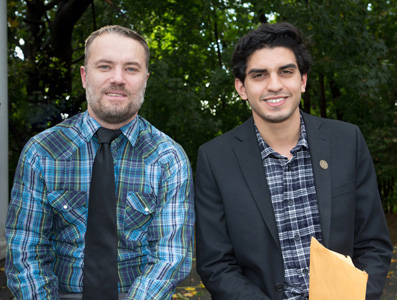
top-left (81, 111), bottom-right (139, 146)
top-left (119, 116), bottom-right (139, 147)
top-left (294, 116), bottom-right (309, 152)
top-left (255, 114), bottom-right (309, 159)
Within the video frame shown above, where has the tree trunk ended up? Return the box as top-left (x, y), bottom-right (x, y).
top-left (319, 73), bottom-right (327, 118)
top-left (329, 79), bottom-right (342, 120)
top-left (49, 0), bottom-right (92, 94)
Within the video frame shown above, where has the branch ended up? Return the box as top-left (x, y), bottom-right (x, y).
top-left (211, 6), bottom-right (223, 68)
top-left (91, 0), bottom-right (97, 31)
top-left (100, 0), bottom-right (132, 23)
top-left (72, 54), bottom-right (85, 65)
top-left (44, 0), bottom-right (64, 11)
top-left (23, 18), bottom-right (45, 25)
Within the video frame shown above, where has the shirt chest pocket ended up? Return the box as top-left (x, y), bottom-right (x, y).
top-left (47, 190), bottom-right (87, 230)
top-left (48, 190), bottom-right (87, 211)
top-left (124, 192), bottom-right (157, 233)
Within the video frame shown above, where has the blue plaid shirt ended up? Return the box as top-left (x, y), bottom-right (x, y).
top-left (6, 111), bottom-right (195, 300)
top-left (256, 117), bottom-right (323, 300)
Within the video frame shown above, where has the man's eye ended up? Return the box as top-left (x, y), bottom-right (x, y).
top-left (253, 73), bottom-right (264, 78)
top-left (99, 65), bottom-right (110, 70)
top-left (127, 68), bottom-right (137, 72)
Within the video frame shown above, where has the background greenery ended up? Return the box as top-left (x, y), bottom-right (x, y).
top-left (7, 0), bottom-right (397, 212)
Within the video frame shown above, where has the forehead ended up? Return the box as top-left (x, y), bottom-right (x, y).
top-left (87, 33), bottom-right (146, 65)
top-left (246, 47), bottom-right (297, 71)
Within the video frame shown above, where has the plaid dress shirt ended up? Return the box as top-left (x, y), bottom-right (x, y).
top-left (6, 111), bottom-right (195, 300)
top-left (256, 117), bottom-right (323, 299)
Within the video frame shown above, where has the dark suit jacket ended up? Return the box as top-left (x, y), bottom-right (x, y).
top-left (195, 112), bottom-right (393, 300)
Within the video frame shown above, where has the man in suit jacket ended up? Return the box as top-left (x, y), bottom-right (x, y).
top-left (195, 22), bottom-right (392, 300)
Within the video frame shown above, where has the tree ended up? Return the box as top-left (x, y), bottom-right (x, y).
top-left (8, 0), bottom-right (397, 210)
top-left (8, 0), bottom-right (91, 161)
top-left (266, 0), bottom-right (397, 211)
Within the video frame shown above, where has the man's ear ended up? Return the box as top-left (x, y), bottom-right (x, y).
top-left (80, 66), bottom-right (87, 89)
top-left (301, 73), bottom-right (307, 93)
top-left (235, 78), bottom-right (248, 100)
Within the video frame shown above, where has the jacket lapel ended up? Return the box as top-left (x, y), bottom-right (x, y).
top-left (233, 118), bottom-right (281, 251)
top-left (302, 112), bottom-right (332, 246)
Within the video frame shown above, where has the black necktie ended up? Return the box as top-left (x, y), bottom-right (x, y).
top-left (83, 127), bottom-right (122, 300)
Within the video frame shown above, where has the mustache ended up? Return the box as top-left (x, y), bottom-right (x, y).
top-left (260, 92), bottom-right (292, 99)
top-left (102, 85), bottom-right (130, 95)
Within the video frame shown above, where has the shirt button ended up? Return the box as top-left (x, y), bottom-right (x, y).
top-left (288, 200), bottom-right (293, 206)
top-left (63, 205), bottom-right (68, 209)
top-left (144, 207), bottom-right (149, 212)
top-left (294, 234), bottom-right (300, 241)
top-left (302, 268), bottom-right (309, 276)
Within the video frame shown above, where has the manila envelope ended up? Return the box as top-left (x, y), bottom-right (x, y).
top-left (309, 237), bottom-right (368, 300)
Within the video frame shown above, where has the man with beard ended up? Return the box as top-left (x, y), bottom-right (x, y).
top-left (195, 22), bottom-right (392, 300)
top-left (6, 25), bottom-right (195, 300)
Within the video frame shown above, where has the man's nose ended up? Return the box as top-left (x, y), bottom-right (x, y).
top-left (267, 73), bottom-right (283, 92)
top-left (110, 67), bottom-right (126, 85)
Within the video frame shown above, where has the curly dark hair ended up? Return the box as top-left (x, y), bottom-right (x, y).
top-left (232, 22), bottom-right (312, 83)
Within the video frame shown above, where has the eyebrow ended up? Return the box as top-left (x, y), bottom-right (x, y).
top-left (95, 59), bottom-right (143, 69)
top-left (247, 63), bottom-right (298, 75)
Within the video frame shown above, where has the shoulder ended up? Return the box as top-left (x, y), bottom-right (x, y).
top-left (135, 116), bottom-right (190, 165)
top-left (201, 118), bottom-right (253, 148)
top-left (301, 112), bottom-right (369, 157)
top-left (302, 111), bottom-right (360, 136)
top-left (23, 113), bottom-right (85, 159)
top-left (198, 117), bottom-right (254, 155)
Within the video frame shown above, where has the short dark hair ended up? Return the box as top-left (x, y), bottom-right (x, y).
top-left (84, 25), bottom-right (150, 71)
top-left (232, 22), bottom-right (312, 83)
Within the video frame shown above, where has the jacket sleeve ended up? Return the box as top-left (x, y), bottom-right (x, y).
top-left (195, 147), bottom-right (271, 300)
top-left (351, 127), bottom-right (393, 300)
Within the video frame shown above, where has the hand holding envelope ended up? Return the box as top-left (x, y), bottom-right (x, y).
top-left (309, 237), bottom-right (368, 300)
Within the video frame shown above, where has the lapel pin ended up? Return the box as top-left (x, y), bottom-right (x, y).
top-left (319, 160), bottom-right (328, 170)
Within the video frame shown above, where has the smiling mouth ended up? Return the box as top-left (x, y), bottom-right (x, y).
top-left (265, 97), bottom-right (287, 103)
top-left (106, 93), bottom-right (126, 97)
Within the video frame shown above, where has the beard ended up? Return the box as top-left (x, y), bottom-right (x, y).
top-left (256, 91), bottom-right (299, 124)
top-left (86, 83), bottom-right (145, 125)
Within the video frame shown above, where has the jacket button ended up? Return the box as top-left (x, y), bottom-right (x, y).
top-left (275, 283), bottom-right (283, 292)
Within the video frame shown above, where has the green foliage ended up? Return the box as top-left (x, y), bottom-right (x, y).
top-left (7, 0), bottom-right (397, 209)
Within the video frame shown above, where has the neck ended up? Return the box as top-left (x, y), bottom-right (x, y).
top-left (87, 108), bottom-right (137, 130)
top-left (255, 113), bottom-right (301, 159)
